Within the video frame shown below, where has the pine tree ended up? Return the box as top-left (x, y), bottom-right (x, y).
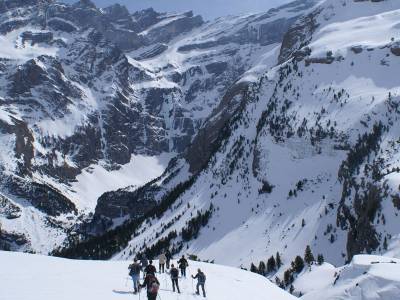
top-left (275, 277), bottom-right (281, 286)
top-left (258, 261), bottom-right (266, 275)
top-left (304, 245), bottom-right (315, 265)
top-left (284, 269), bottom-right (293, 286)
top-left (289, 285), bottom-right (295, 294)
top-left (275, 277), bottom-right (285, 289)
top-left (276, 252), bottom-right (282, 268)
top-left (317, 254), bottom-right (324, 265)
top-left (250, 263), bottom-right (259, 273)
top-left (293, 256), bottom-right (304, 273)
top-left (267, 256), bottom-right (276, 273)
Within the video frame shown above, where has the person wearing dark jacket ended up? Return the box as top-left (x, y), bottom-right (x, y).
top-left (192, 269), bottom-right (206, 297)
top-left (140, 273), bottom-right (160, 300)
top-left (144, 260), bottom-right (157, 276)
top-left (128, 258), bottom-right (141, 294)
top-left (169, 264), bottom-right (180, 293)
top-left (165, 249), bottom-right (172, 269)
top-left (178, 255), bottom-right (189, 277)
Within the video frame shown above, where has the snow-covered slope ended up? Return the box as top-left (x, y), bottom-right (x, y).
top-left (55, 0), bottom-right (400, 278)
top-left (296, 254), bottom-right (400, 300)
top-left (293, 236), bottom-right (400, 299)
top-left (0, 251), bottom-right (296, 300)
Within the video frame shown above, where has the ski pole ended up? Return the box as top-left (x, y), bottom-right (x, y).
top-left (191, 277), bottom-right (194, 294)
top-left (125, 277), bottom-right (129, 287)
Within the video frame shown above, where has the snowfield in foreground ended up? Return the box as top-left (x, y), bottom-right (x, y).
top-left (0, 251), bottom-right (295, 300)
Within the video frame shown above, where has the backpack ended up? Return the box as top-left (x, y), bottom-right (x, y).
top-left (179, 259), bottom-right (188, 268)
top-left (133, 263), bottom-right (141, 275)
top-left (170, 268), bottom-right (179, 279)
top-left (148, 277), bottom-right (159, 294)
top-left (128, 264), bottom-right (134, 276)
top-left (129, 263), bottom-right (141, 276)
top-left (198, 272), bottom-right (206, 283)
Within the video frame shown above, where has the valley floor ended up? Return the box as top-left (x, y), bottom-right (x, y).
top-left (0, 251), bottom-right (295, 300)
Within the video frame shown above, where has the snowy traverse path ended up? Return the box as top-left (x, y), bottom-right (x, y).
top-left (0, 251), bottom-right (295, 300)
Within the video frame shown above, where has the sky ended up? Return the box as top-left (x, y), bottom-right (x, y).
top-left (62, 0), bottom-right (292, 20)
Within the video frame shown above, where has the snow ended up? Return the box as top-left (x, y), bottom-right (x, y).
top-left (0, 200), bottom-right (72, 253)
top-left (294, 263), bottom-right (337, 295)
top-left (0, 107), bottom-right (14, 125)
top-left (1, 152), bottom-right (173, 253)
top-left (0, 29), bottom-right (58, 62)
top-left (310, 5), bottom-right (400, 57)
top-left (299, 255), bottom-right (400, 300)
top-left (238, 44), bottom-right (281, 83)
top-left (384, 235), bottom-right (400, 259)
top-left (0, 251), bottom-right (296, 300)
top-left (68, 154), bottom-right (173, 211)
top-left (32, 153), bottom-right (173, 212)
top-left (34, 85), bottom-right (100, 139)
top-left (0, 133), bottom-right (17, 172)
top-left (140, 13), bottom-right (190, 36)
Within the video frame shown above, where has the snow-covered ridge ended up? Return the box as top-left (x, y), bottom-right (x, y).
top-left (0, 251), bottom-right (296, 300)
top-left (298, 254), bottom-right (400, 300)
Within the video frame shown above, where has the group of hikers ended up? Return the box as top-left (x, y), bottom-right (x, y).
top-left (128, 250), bottom-right (207, 299)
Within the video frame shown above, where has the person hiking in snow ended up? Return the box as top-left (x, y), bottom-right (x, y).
top-left (168, 263), bottom-right (180, 293)
top-left (192, 268), bottom-right (206, 297)
top-left (158, 252), bottom-right (166, 273)
top-left (144, 259), bottom-right (157, 276)
top-left (178, 255), bottom-right (189, 278)
top-left (140, 273), bottom-right (160, 300)
top-left (140, 254), bottom-right (149, 270)
top-left (165, 249), bottom-right (172, 269)
top-left (128, 258), bottom-right (141, 294)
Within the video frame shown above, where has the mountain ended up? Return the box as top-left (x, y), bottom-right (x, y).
top-left (52, 0), bottom-right (400, 276)
top-left (2, 0), bottom-right (400, 299)
top-left (2, 0), bottom-right (400, 294)
top-left (0, 0), bottom-right (316, 252)
top-left (0, 250), bottom-right (297, 300)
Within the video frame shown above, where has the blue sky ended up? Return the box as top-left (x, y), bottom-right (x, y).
top-left (63, 0), bottom-right (292, 20)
